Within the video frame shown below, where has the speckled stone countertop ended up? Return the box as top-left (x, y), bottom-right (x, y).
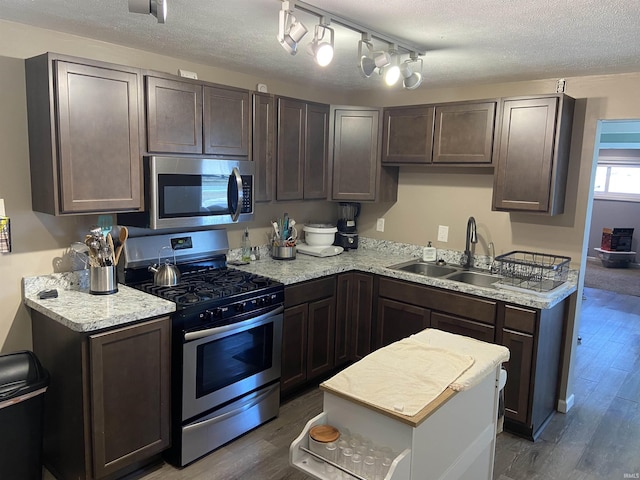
top-left (230, 238), bottom-right (578, 310)
top-left (23, 270), bottom-right (176, 332)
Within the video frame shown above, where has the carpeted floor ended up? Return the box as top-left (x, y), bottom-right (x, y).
top-left (584, 257), bottom-right (640, 296)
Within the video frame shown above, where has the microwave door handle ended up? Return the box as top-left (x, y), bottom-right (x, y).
top-left (228, 167), bottom-right (243, 222)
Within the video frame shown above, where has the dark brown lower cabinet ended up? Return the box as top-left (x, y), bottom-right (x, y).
top-left (31, 312), bottom-right (171, 480)
top-left (335, 272), bottom-right (374, 365)
top-left (497, 302), bottom-right (566, 440)
top-left (281, 277), bottom-right (336, 395)
top-left (376, 297), bottom-right (430, 348)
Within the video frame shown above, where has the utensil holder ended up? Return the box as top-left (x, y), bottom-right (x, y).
top-left (90, 265), bottom-right (118, 295)
top-left (272, 245), bottom-right (296, 260)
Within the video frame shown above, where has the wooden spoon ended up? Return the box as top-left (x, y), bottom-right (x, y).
top-left (114, 226), bottom-right (129, 265)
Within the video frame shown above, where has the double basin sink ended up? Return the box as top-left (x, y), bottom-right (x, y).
top-left (388, 259), bottom-right (502, 288)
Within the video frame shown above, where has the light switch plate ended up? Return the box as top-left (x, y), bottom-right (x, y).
top-left (376, 218), bottom-right (385, 232)
top-left (437, 225), bottom-right (449, 242)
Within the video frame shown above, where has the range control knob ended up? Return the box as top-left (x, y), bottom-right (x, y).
top-left (200, 309), bottom-right (221, 322)
top-left (261, 295), bottom-right (272, 306)
top-left (235, 302), bottom-right (246, 313)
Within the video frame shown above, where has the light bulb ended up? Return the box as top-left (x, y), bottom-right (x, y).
top-left (315, 43), bottom-right (334, 66)
top-left (385, 65), bottom-right (400, 86)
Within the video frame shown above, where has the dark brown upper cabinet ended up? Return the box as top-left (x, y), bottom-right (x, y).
top-left (331, 106), bottom-right (398, 202)
top-left (146, 76), bottom-right (203, 154)
top-left (252, 93), bottom-right (275, 202)
top-left (382, 105), bottom-right (435, 164)
top-left (492, 94), bottom-right (575, 215)
top-left (382, 100), bottom-right (497, 166)
top-left (276, 97), bottom-right (329, 201)
top-left (433, 101), bottom-right (497, 165)
top-left (25, 53), bottom-right (143, 215)
top-left (145, 74), bottom-right (250, 157)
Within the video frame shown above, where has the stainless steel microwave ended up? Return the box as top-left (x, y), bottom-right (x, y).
top-left (118, 156), bottom-right (254, 230)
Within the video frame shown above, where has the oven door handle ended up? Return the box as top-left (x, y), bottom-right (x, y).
top-left (184, 305), bottom-right (284, 342)
top-left (183, 383), bottom-right (279, 433)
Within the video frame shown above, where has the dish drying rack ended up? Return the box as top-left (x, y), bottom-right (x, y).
top-left (494, 250), bottom-right (570, 293)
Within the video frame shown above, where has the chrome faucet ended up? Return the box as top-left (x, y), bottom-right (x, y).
top-left (463, 216), bottom-right (477, 269)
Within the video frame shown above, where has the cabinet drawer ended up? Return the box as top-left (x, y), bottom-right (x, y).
top-left (378, 277), bottom-right (496, 324)
top-left (285, 277), bottom-right (336, 307)
top-left (503, 305), bottom-right (537, 334)
top-left (431, 312), bottom-right (495, 343)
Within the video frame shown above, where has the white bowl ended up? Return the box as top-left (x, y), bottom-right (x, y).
top-left (304, 225), bottom-right (337, 247)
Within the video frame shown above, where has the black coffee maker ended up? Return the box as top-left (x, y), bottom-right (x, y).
top-left (334, 202), bottom-right (360, 250)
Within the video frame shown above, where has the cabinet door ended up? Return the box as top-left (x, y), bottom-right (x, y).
top-left (146, 76), bottom-right (203, 154)
top-left (335, 273), bottom-right (374, 366)
top-left (54, 61), bottom-right (142, 213)
top-left (433, 101), bottom-right (496, 164)
top-left (501, 328), bottom-right (534, 424)
top-left (252, 93), bottom-right (275, 202)
top-left (331, 107), bottom-right (381, 201)
top-left (203, 86), bottom-right (249, 156)
top-left (89, 317), bottom-right (170, 479)
top-left (304, 103), bottom-right (330, 199)
top-left (382, 106), bottom-right (434, 164)
top-left (376, 298), bottom-right (430, 348)
top-left (281, 304), bottom-right (308, 393)
top-left (431, 311), bottom-right (495, 343)
top-left (492, 95), bottom-right (574, 214)
top-left (307, 297), bottom-right (336, 378)
top-left (276, 98), bottom-right (305, 200)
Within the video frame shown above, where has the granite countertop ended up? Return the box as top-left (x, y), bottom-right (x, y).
top-left (22, 239), bottom-right (577, 333)
top-left (231, 238), bottom-right (578, 310)
top-left (23, 270), bottom-right (176, 332)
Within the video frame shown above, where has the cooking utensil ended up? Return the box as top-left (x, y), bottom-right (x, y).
top-left (148, 246), bottom-right (181, 287)
top-left (114, 226), bottom-right (128, 265)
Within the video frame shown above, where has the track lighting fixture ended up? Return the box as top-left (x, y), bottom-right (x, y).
top-left (358, 34), bottom-right (391, 78)
top-left (276, 0), bottom-right (426, 88)
top-left (128, 0), bottom-right (167, 24)
top-left (277, 1), bottom-right (309, 56)
top-left (401, 53), bottom-right (424, 90)
top-left (307, 18), bottom-right (334, 67)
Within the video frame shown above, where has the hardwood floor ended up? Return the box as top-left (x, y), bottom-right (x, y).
top-left (45, 287), bottom-right (640, 479)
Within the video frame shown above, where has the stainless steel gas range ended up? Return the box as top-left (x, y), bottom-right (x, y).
top-left (120, 229), bottom-right (284, 467)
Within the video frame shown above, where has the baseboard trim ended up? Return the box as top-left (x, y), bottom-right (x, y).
top-left (557, 394), bottom-right (574, 413)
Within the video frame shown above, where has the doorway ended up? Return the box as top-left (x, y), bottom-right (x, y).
top-left (584, 119), bottom-right (640, 296)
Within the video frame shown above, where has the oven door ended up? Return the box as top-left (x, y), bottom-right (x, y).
top-left (182, 306), bottom-right (283, 421)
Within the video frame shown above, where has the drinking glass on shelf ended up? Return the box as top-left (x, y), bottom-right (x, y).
top-left (340, 447), bottom-right (354, 469)
top-left (351, 453), bottom-right (363, 476)
top-left (362, 455), bottom-right (376, 480)
top-left (325, 441), bottom-right (338, 463)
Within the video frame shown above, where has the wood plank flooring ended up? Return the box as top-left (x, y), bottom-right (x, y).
top-left (45, 286), bottom-right (640, 479)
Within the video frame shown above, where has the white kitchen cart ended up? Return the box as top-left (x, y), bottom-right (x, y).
top-left (290, 365), bottom-right (503, 480)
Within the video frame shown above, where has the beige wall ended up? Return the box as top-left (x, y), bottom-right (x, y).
top-left (2, 19), bottom-right (640, 410)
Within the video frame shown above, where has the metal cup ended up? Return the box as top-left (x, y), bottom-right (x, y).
top-left (90, 265), bottom-right (118, 295)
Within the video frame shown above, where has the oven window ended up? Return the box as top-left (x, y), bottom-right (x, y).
top-left (195, 322), bottom-right (274, 398)
top-left (159, 174), bottom-right (229, 218)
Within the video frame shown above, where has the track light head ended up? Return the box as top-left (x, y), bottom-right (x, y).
top-left (277, 2), bottom-right (309, 55)
top-left (308, 21), bottom-right (334, 66)
top-left (401, 54), bottom-right (424, 89)
top-left (128, 0), bottom-right (167, 23)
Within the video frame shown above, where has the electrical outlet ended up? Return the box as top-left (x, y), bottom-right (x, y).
top-left (437, 225), bottom-right (449, 242)
top-left (376, 218), bottom-right (385, 232)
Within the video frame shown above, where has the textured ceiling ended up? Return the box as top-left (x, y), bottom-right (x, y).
top-left (1, 0), bottom-right (640, 91)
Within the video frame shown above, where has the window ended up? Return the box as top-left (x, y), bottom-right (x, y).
top-left (594, 152), bottom-right (640, 202)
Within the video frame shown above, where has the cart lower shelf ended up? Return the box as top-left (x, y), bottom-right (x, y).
top-left (290, 366), bottom-right (502, 480)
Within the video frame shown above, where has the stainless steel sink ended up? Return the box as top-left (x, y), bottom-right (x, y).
top-left (390, 260), bottom-right (458, 277)
top-left (445, 271), bottom-right (501, 288)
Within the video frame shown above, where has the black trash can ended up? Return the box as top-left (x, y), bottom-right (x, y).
top-left (0, 350), bottom-right (49, 480)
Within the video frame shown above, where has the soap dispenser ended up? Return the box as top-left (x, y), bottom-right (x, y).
top-left (422, 241), bottom-right (437, 262)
